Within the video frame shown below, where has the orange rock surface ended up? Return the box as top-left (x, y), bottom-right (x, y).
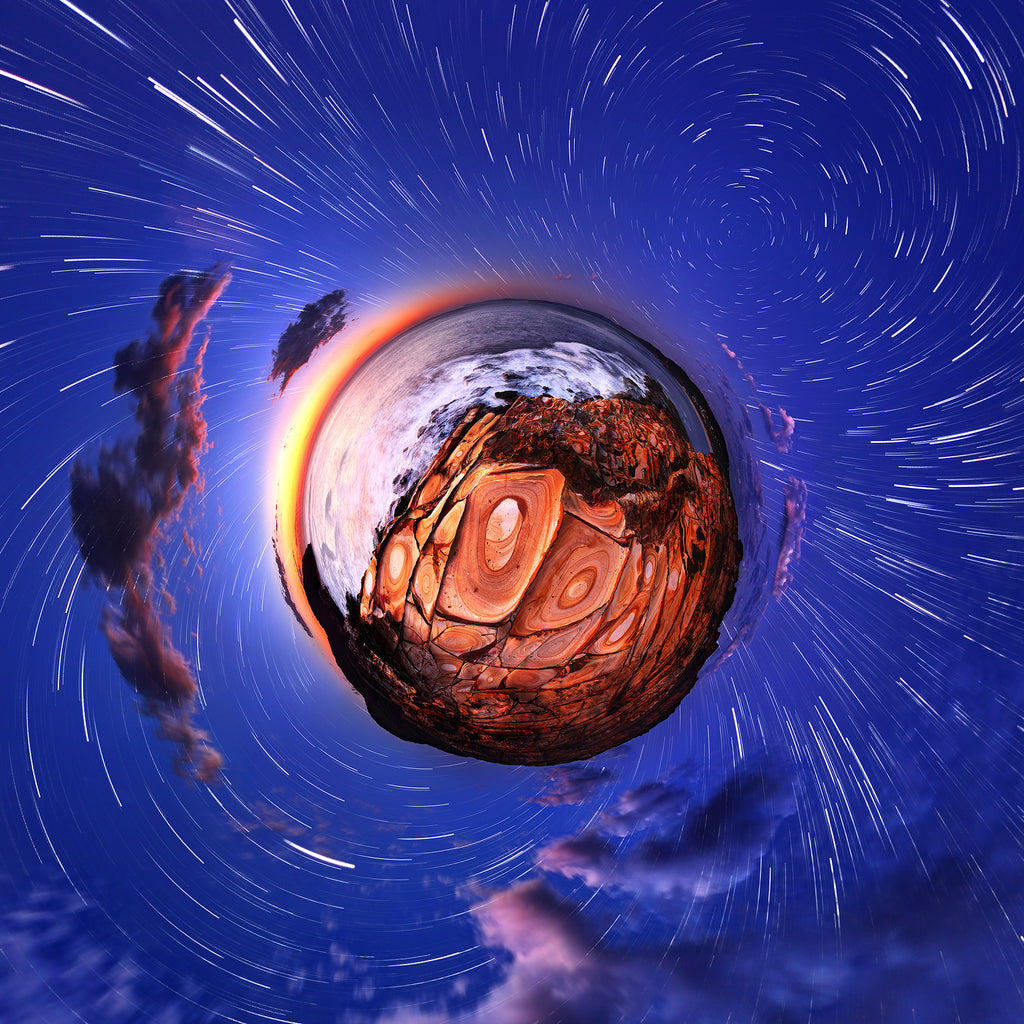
top-left (305, 393), bottom-right (741, 764)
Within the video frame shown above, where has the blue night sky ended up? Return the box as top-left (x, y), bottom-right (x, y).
top-left (2, 1), bottom-right (1023, 1022)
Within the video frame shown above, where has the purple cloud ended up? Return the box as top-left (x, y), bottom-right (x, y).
top-left (759, 403), bottom-right (796, 454)
top-left (268, 288), bottom-right (348, 394)
top-left (773, 476), bottom-right (807, 597)
top-left (539, 762), bottom-right (797, 899)
top-left (367, 656), bottom-right (1024, 1024)
top-left (595, 775), bottom-right (692, 835)
top-left (69, 264), bottom-right (229, 781)
top-left (530, 765), bottom-right (615, 807)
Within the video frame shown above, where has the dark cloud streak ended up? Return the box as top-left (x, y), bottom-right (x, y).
top-left (268, 288), bottom-right (348, 394)
top-left (69, 264), bottom-right (230, 783)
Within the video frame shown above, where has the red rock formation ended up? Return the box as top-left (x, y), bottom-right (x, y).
top-left (310, 393), bottom-right (741, 764)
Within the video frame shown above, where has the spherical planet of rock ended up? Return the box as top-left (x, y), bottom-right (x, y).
top-left (299, 300), bottom-right (742, 764)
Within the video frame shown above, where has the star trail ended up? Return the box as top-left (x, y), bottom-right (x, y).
top-left (2, 0), bottom-right (1023, 1021)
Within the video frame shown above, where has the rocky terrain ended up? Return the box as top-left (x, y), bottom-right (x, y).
top-left (305, 393), bottom-right (741, 764)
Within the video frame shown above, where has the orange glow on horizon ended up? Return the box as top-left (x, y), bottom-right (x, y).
top-left (273, 280), bottom-right (557, 652)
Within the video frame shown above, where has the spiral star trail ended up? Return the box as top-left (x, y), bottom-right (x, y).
top-left (2, 1), bottom-right (1023, 1022)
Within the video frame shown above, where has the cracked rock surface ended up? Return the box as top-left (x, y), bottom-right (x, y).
top-left (305, 392), bottom-right (741, 764)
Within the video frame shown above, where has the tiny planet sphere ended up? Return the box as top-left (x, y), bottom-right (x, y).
top-left (300, 300), bottom-right (741, 764)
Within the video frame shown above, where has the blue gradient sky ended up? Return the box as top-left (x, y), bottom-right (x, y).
top-left (2, 1), bottom-right (1023, 1021)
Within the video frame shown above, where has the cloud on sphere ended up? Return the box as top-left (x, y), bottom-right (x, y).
top-left (269, 288), bottom-right (348, 394)
top-left (69, 264), bottom-right (229, 782)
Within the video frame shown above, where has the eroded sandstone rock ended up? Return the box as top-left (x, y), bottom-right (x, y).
top-left (305, 392), bottom-right (741, 764)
